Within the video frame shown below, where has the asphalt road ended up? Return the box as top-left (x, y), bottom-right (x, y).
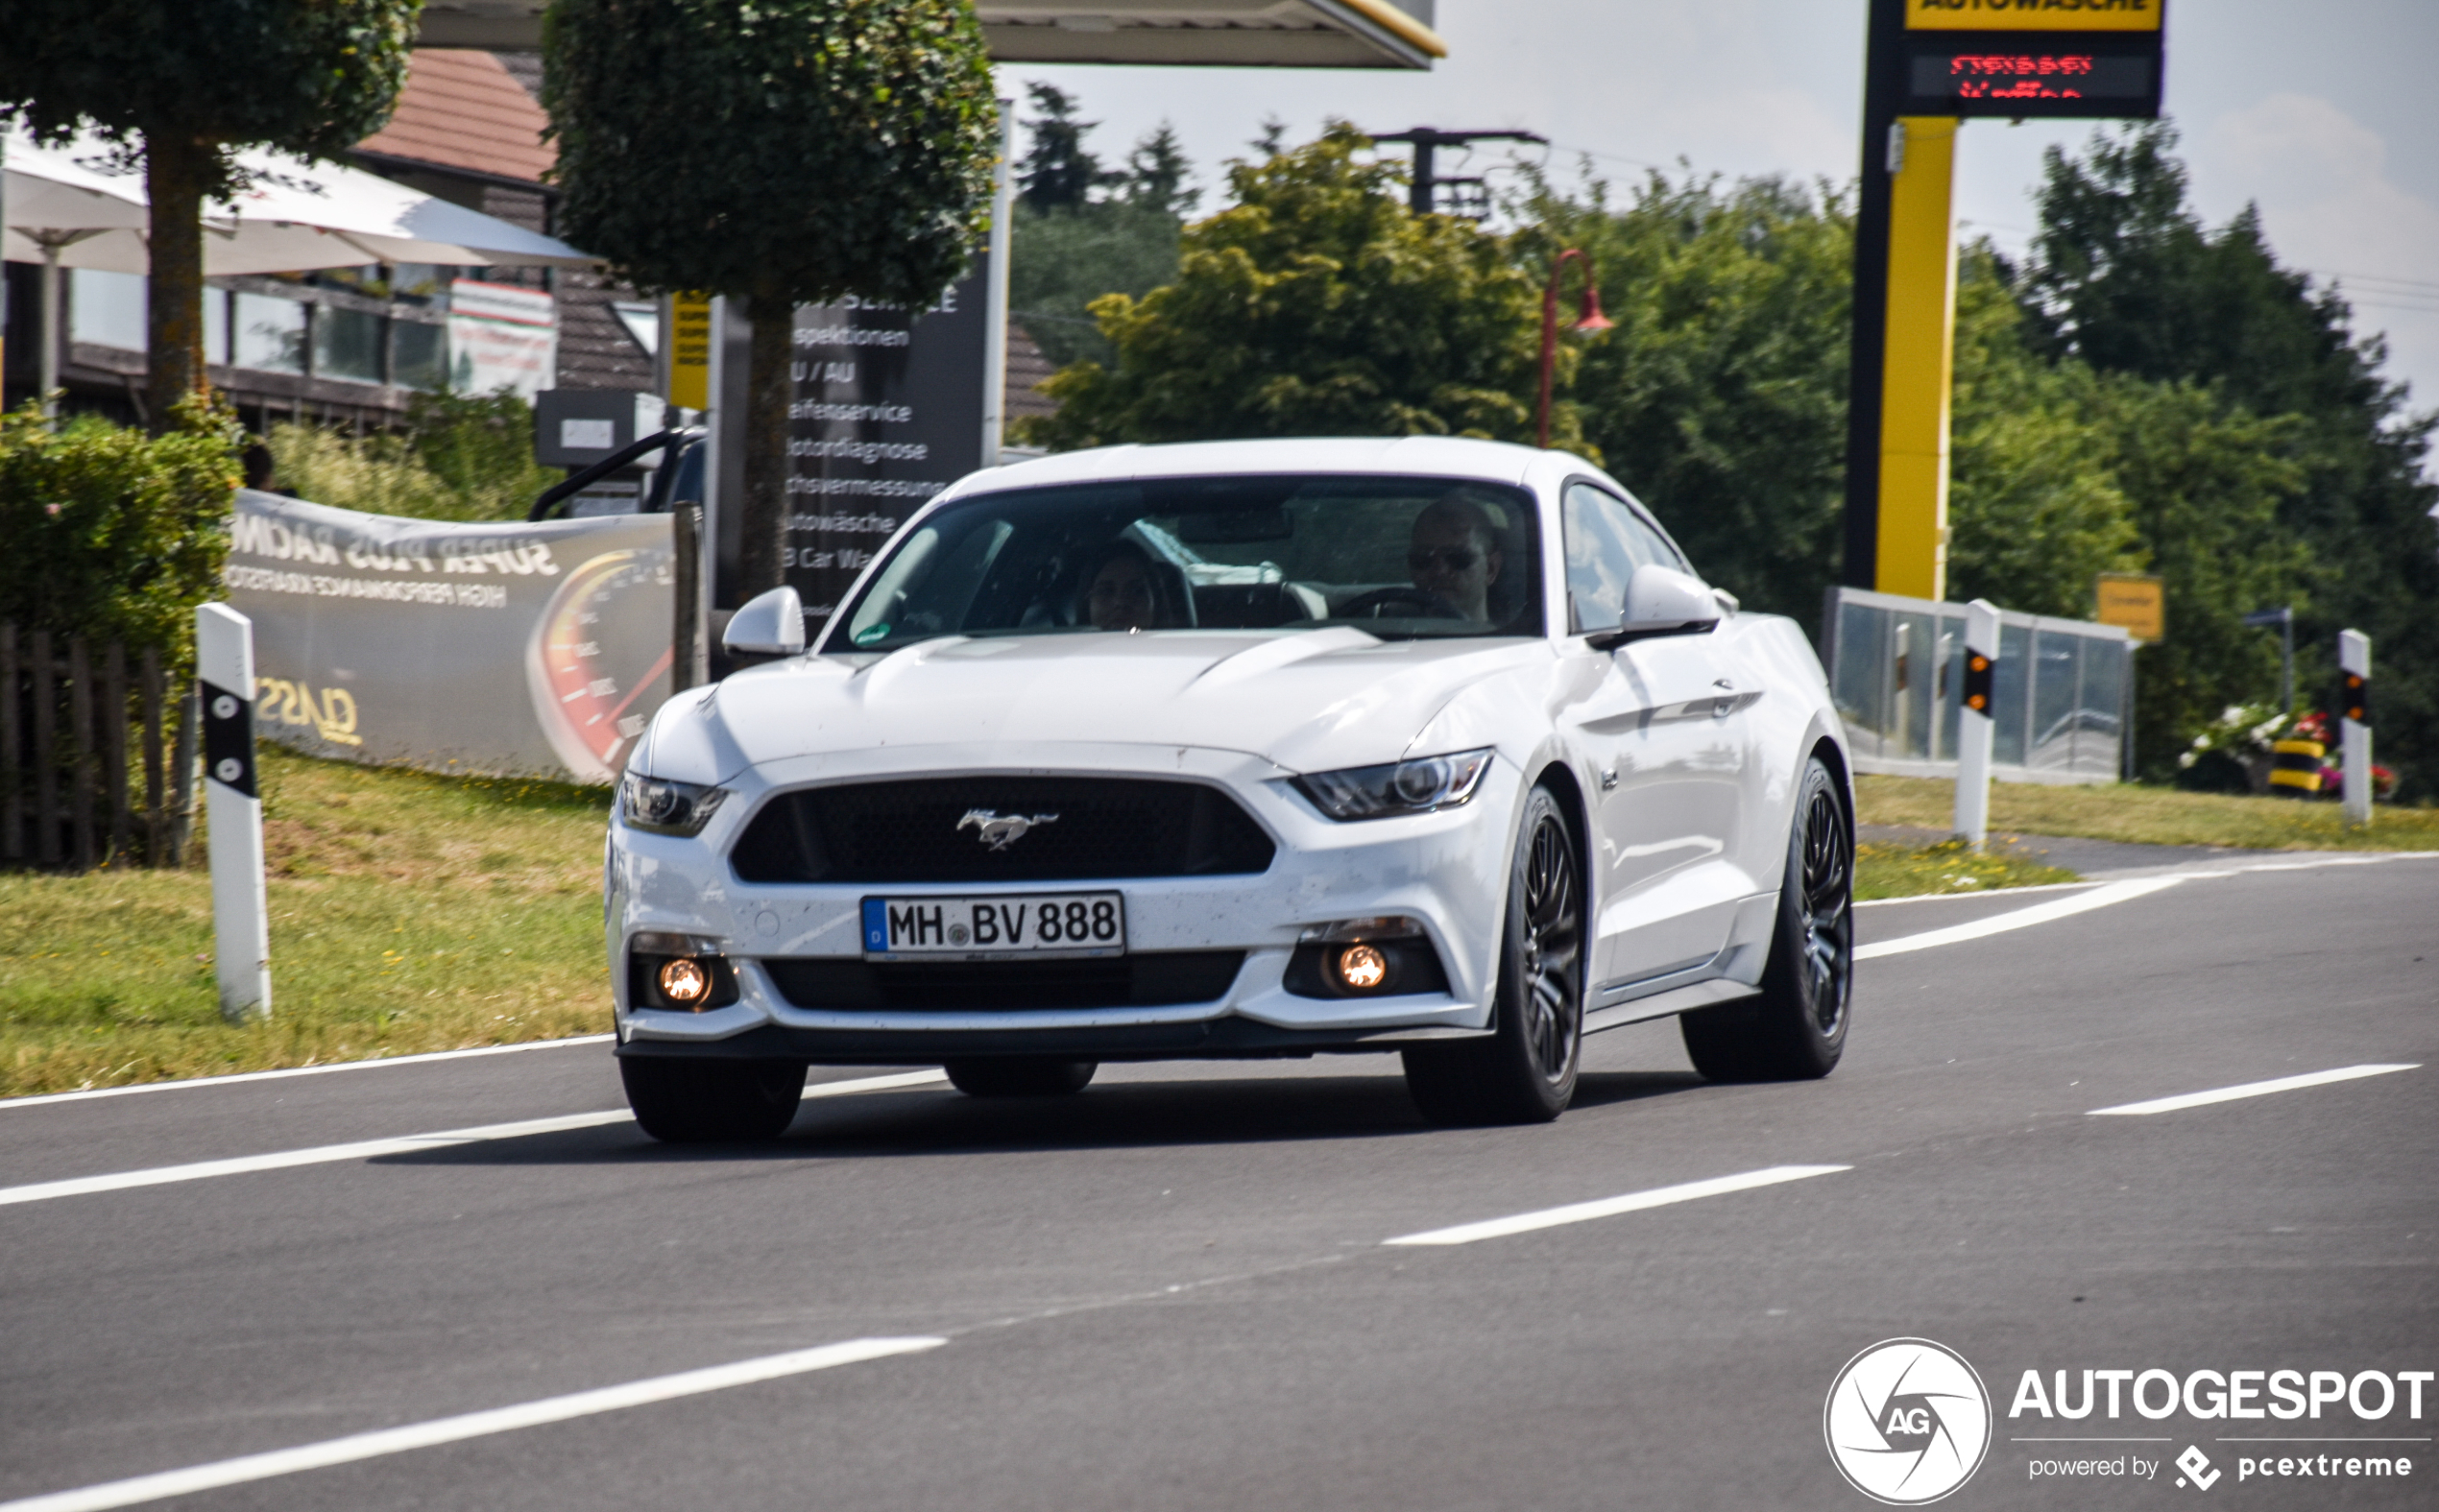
top-left (3, 852), bottom-right (2433, 1511)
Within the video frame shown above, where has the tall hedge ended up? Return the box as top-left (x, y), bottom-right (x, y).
top-left (0, 398), bottom-right (238, 664)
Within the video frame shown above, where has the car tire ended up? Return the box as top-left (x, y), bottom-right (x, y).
top-left (619, 1056), bottom-right (807, 1142)
top-left (1680, 755), bottom-right (1852, 1082)
top-left (944, 1058), bottom-right (1099, 1097)
top-left (1402, 782), bottom-right (1584, 1127)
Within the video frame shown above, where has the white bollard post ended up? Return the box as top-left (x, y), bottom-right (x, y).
top-left (2339, 629), bottom-right (2372, 828)
top-left (197, 604), bottom-right (271, 1023)
top-left (1953, 598), bottom-right (1999, 848)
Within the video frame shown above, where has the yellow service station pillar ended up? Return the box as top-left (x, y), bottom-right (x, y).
top-left (1873, 116), bottom-right (1958, 603)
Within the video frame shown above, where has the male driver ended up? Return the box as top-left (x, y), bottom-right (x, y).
top-left (1407, 493), bottom-right (1504, 623)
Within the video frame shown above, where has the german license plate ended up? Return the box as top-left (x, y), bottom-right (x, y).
top-left (860, 892), bottom-right (1125, 959)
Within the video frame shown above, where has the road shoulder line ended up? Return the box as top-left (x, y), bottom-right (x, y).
top-left (0, 1036), bottom-right (617, 1112)
top-left (0, 1069), bottom-right (949, 1210)
top-left (1854, 876), bottom-right (2184, 960)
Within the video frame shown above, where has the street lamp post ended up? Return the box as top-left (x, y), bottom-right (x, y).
top-left (1537, 248), bottom-right (1613, 449)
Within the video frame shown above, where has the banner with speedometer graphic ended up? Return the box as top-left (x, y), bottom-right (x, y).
top-left (222, 489), bottom-right (676, 784)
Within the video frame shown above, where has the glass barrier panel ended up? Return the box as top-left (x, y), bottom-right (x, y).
top-left (1832, 601), bottom-right (1890, 758)
top-left (2075, 638), bottom-right (2128, 779)
top-left (234, 292), bottom-right (306, 373)
top-left (393, 320), bottom-right (447, 391)
top-left (1993, 621), bottom-right (2031, 767)
top-left (313, 305), bottom-right (386, 384)
top-left (2029, 629), bottom-right (2084, 772)
top-left (68, 269), bottom-right (148, 351)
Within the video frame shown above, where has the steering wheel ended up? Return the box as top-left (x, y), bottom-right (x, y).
top-left (1334, 586), bottom-right (1467, 621)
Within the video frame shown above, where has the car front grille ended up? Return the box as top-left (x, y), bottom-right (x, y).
top-left (730, 777), bottom-right (1275, 884)
top-left (761, 950), bottom-right (1246, 1011)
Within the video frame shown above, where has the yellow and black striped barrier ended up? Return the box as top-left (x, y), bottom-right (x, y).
top-left (2269, 738), bottom-right (2325, 797)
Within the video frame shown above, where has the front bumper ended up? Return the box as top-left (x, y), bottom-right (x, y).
top-left (607, 741), bottom-right (1520, 1062)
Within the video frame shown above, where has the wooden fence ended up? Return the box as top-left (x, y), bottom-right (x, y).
top-left (0, 623), bottom-right (198, 873)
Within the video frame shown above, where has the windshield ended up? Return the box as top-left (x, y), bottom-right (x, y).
top-left (829, 474), bottom-right (1543, 653)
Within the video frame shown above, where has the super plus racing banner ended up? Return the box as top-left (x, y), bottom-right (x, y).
top-left (221, 489), bottom-right (675, 784)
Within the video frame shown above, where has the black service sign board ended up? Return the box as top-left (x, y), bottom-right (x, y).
top-left (784, 263), bottom-right (990, 638)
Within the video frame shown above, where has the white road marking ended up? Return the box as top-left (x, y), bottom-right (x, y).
top-left (2088, 1064), bottom-right (2419, 1116)
top-left (0, 1035), bottom-right (616, 1111)
top-left (1854, 849), bottom-right (2439, 909)
top-left (0, 1336), bottom-right (946, 1512)
top-left (1854, 880), bottom-right (2100, 907)
top-left (1853, 876), bottom-right (2184, 959)
top-left (0, 1069), bottom-right (950, 1209)
top-left (1382, 1164), bottom-right (1850, 1246)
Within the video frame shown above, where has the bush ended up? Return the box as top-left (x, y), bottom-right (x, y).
top-left (0, 395), bottom-right (237, 662)
top-left (266, 389), bottom-right (557, 522)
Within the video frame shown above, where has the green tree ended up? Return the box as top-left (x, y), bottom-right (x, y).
top-left (0, 396), bottom-right (237, 662)
top-left (2098, 380), bottom-right (2311, 774)
top-left (0, 1), bottom-right (418, 430)
top-left (1016, 82), bottom-right (1118, 213)
top-left (544, 0), bottom-right (999, 597)
top-left (1024, 126), bottom-right (1558, 451)
top-left (1946, 252), bottom-right (2139, 621)
top-left (2016, 123), bottom-right (2439, 796)
top-left (1518, 170), bottom-right (1851, 621)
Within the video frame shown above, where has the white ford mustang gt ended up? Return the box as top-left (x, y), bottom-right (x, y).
top-left (608, 437), bottom-right (1854, 1140)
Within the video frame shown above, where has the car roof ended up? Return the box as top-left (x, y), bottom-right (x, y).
top-left (947, 436), bottom-right (1592, 501)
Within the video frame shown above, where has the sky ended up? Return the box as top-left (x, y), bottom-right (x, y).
top-left (995, 0), bottom-right (2439, 450)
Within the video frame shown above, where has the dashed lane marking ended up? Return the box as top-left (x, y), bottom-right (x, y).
top-left (1381, 1164), bottom-right (1850, 1246)
top-left (1853, 876), bottom-right (2185, 959)
top-left (0, 1069), bottom-right (950, 1209)
top-left (2087, 1064), bottom-right (2420, 1116)
top-left (0, 1336), bottom-right (947, 1512)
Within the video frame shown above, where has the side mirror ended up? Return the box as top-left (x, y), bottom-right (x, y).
top-left (722, 586), bottom-right (806, 657)
top-left (1587, 564), bottom-right (1720, 651)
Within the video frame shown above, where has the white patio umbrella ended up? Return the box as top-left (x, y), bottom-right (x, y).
top-left (5, 129), bottom-right (592, 401)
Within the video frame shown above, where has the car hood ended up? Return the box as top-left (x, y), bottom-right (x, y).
top-left (644, 629), bottom-right (1554, 783)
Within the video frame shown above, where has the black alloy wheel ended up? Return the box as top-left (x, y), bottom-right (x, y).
top-left (1403, 783), bottom-right (1584, 1126)
top-left (1681, 755), bottom-right (1852, 1081)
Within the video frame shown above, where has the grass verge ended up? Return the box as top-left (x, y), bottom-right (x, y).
top-left (1854, 840), bottom-right (2080, 901)
top-left (1856, 775), bottom-right (2439, 852)
top-left (1, 747), bottom-right (611, 1098)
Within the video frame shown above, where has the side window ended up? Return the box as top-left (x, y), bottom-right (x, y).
top-left (1561, 482), bottom-right (1655, 633)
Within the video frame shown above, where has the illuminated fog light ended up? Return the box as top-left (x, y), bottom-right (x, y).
top-left (658, 957), bottom-right (712, 1006)
top-left (1337, 944), bottom-right (1389, 992)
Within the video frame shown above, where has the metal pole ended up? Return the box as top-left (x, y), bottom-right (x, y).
top-left (2339, 629), bottom-right (2372, 828)
top-left (2281, 610), bottom-right (2295, 717)
top-left (979, 101), bottom-right (1015, 468)
top-left (39, 241), bottom-right (62, 416)
top-left (1953, 598), bottom-right (1998, 847)
top-left (197, 604), bottom-right (270, 1023)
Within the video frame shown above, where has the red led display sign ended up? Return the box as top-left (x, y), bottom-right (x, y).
top-left (1903, 30), bottom-right (2161, 117)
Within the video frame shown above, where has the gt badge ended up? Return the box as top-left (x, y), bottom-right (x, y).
top-left (958, 809), bottom-right (1059, 851)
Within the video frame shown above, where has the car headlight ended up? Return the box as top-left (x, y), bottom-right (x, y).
top-left (618, 771), bottom-right (729, 835)
top-left (1292, 749), bottom-right (1493, 821)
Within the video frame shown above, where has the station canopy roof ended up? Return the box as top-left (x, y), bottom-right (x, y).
top-left (415, 0), bottom-right (1444, 69)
